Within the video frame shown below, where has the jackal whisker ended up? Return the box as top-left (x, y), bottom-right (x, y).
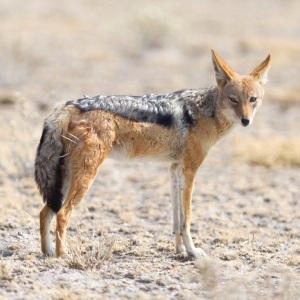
top-left (61, 134), bottom-right (77, 144)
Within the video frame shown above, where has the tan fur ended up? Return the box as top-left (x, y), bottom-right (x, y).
top-left (39, 50), bottom-right (271, 258)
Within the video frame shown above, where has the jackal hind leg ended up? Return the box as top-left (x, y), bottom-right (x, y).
top-left (180, 169), bottom-right (206, 259)
top-left (55, 139), bottom-right (107, 258)
top-left (170, 163), bottom-right (186, 254)
top-left (40, 204), bottom-right (56, 257)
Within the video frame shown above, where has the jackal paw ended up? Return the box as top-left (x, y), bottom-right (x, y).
top-left (55, 249), bottom-right (68, 259)
top-left (175, 243), bottom-right (186, 254)
top-left (44, 248), bottom-right (56, 258)
top-left (187, 247), bottom-right (207, 259)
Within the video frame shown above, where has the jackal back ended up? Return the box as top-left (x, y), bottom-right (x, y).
top-left (66, 87), bottom-right (217, 129)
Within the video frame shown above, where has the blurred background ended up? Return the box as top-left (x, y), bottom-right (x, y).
top-left (1, 0), bottom-right (300, 175)
top-left (0, 0), bottom-right (300, 198)
top-left (1, 0), bottom-right (299, 102)
top-left (1, 0), bottom-right (300, 194)
top-left (1, 1), bottom-right (300, 298)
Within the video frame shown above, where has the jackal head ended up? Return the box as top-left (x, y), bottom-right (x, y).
top-left (211, 50), bottom-right (271, 127)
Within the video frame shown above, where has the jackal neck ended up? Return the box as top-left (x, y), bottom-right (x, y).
top-left (193, 86), bottom-right (218, 118)
top-left (214, 95), bottom-right (236, 139)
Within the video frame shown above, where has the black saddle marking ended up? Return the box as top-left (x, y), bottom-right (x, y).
top-left (66, 91), bottom-right (199, 128)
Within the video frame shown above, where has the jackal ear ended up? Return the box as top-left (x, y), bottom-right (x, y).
top-left (211, 49), bottom-right (235, 87)
top-left (250, 54), bottom-right (271, 85)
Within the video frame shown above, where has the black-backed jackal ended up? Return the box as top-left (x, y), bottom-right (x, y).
top-left (35, 50), bottom-right (271, 258)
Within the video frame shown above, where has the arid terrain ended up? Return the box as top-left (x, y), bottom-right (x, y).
top-left (1, 1), bottom-right (300, 299)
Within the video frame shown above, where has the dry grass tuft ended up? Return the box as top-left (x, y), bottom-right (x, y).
top-left (133, 7), bottom-right (174, 49)
top-left (183, 255), bottom-right (300, 299)
top-left (195, 256), bottom-right (218, 291)
top-left (2, 97), bottom-right (41, 180)
top-left (232, 136), bottom-right (300, 168)
top-left (66, 228), bottom-right (115, 271)
top-left (0, 258), bottom-right (11, 280)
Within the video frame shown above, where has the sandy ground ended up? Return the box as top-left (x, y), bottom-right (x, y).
top-left (1, 1), bottom-right (300, 299)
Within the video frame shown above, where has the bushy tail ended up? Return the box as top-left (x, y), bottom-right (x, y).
top-left (34, 108), bottom-right (70, 213)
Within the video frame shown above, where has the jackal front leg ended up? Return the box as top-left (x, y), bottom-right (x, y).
top-left (180, 169), bottom-right (206, 259)
top-left (170, 163), bottom-right (186, 254)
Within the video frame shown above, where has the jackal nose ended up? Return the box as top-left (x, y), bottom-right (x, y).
top-left (241, 117), bottom-right (250, 127)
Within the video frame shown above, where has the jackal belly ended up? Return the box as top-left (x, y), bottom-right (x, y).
top-left (108, 122), bottom-right (183, 163)
top-left (108, 144), bottom-right (178, 163)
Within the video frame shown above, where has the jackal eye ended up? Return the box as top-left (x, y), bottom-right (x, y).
top-left (229, 97), bottom-right (237, 104)
top-left (250, 97), bottom-right (257, 103)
